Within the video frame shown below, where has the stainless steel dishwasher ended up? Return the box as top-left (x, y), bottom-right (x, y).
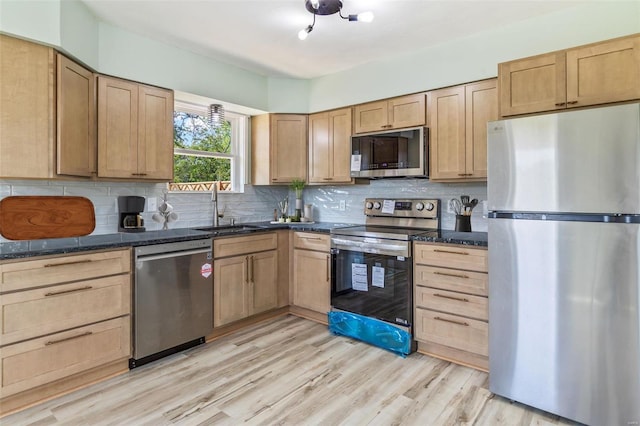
top-left (130, 239), bottom-right (213, 368)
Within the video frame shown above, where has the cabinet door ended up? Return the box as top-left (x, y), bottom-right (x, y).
top-left (388, 93), bottom-right (425, 129)
top-left (270, 114), bottom-right (307, 183)
top-left (329, 108), bottom-right (353, 183)
top-left (97, 76), bottom-right (139, 178)
top-left (249, 250), bottom-right (278, 315)
top-left (429, 86), bottom-right (466, 180)
top-left (0, 35), bottom-right (54, 178)
top-left (498, 52), bottom-right (566, 117)
top-left (308, 112), bottom-right (330, 183)
top-left (137, 85), bottom-right (174, 180)
top-left (308, 108), bottom-right (352, 184)
top-left (354, 100), bottom-right (388, 133)
top-left (57, 54), bottom-right (96, 177)
top-left (465, 79), bottom-right (497, 179)
top-left (214, 256), bottom-right (249, 327)
top-left (293, 249), bottom-right (330, 314)
top-left (566, 35), bottom-right (640, 108)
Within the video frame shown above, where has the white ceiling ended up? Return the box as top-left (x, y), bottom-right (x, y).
top-left (81, 0), bottom-right (584, 80)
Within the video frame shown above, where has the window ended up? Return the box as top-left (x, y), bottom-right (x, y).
top-left (170, 101), bottom-right (247, 193)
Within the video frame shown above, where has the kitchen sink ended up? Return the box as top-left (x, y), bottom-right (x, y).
top-left (194, 225), bottom-right (262, 235)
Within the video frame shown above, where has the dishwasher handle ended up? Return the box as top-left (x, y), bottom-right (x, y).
top-left (136, 248), bottom-right (211, 262)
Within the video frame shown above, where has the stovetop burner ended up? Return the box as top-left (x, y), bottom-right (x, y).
top-left (331, 225), bottom-right (439, 240)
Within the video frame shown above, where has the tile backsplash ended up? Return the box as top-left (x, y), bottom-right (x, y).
top-left (0, 178), bottom-right (487, 242)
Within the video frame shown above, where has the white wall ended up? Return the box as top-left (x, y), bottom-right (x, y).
top-left (0, 0), bottom-right (60, 46)
top-left (309, 1), bottom-right (640, 111)
top-left (60, 0), bottom-right (99, 69)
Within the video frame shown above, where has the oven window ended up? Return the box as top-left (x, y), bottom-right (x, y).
top-left (331, 249), bottom-right (412, 326)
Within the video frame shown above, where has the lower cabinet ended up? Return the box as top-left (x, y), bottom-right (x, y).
top-left (413, 242), bottom-right (489, 371)
top-left (0, 248), bottom-right (132, 413)
top-left (292, 232), bottom-right (331, 320)
top-left (213, 233), bottom-right (279, 327)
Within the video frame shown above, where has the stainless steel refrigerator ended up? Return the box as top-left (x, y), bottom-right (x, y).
top-left (487, 102), bottom-right (640, 426)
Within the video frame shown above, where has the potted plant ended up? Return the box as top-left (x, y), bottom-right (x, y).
top-left (289, 178), bottom-right (306, 221)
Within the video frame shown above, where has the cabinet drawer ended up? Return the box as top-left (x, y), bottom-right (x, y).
top-left (0, 274), bottom-right (131, 346)
top-left (415, 308), bottom-right (488, 356)
top-left (214, 232), bottom-right (277, 258)
top-left (414, 243), bottom-right (487, 272)
top-left (414, 265), bottom-right (488, 296)
top-left (0, 316), bottom-right (130, 398)
top-left (293, 232), bottom-right (330, 252)
top-left (415, 287), bottom-right (487, 321)
top-left (0, 249), bottom-right (131, 293)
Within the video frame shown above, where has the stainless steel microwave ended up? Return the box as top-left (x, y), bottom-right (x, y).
top-left (350, 126), bottom-right (428, 178)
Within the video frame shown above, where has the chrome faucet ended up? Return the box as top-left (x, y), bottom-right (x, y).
top-left (211, 185), bottom-right (219, 227)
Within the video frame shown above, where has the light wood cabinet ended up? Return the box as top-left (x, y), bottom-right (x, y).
top-left (499, 34), bottom-right (640, 117)
top-left (251, 114), bottom-right (308, 184)
top-left (57, 53), bottom-right (96, 177)
top-left (0, 35), bottom-right (55, 179)
top-left (308, 107), bottom-right (353, 184)
top-left (0, 249), bottom-right (132, 407)
top-left (97, 75), bottom-right (174, 180)
top-left (413, 242), bottom-right (489, 371)
top-left (292, 232), bottom-right (331, 317)
top-left (428, 79), bottom-right (497, 181)
top-left (213, 233), bottom-right (279, 327)
top-left (354, 93), bottom-right (425, 133)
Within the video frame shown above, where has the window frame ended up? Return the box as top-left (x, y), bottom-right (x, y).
top-left (171, 101), bottom-right (247, 193)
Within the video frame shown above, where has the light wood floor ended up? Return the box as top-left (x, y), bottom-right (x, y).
top-left (4, 315), bottom-right (577, 426)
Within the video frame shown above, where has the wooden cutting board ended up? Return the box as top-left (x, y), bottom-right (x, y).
top-left (0, 196), bottom-right (96, 240)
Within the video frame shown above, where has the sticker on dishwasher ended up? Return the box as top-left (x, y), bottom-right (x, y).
top-left (201, 263), bottom-right (212, 278)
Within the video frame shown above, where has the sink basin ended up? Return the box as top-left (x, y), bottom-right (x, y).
top-left (194, 225), bottom-right (261, 234)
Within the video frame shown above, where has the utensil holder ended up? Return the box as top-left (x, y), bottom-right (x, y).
top-left (455, 215), bottom-right (472, 232)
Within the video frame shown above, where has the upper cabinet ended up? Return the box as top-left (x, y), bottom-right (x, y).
top-left (428, 79), bottom-right (497, 181)
top-left (251, 114), bottom-right (308, 185)
top-left (354, 93), bottom-right (425, 133)
top-left (0, 35), bottom-right (55, 179)
top-left (57, 54), bottom-right (96, 177)
top-left (97, 76), bottom-right (174, 180)
top-left (499, 34), bottom-right (640, 117)
top-left (308, 107), bottom-right (353, 184)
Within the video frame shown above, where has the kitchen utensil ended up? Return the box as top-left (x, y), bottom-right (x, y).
top-left (460, 195), bottom-right (470, 205)
top-left (449, 199), bottom-right (462, 215)
top-left (0, 196), bottom-right (95, 240)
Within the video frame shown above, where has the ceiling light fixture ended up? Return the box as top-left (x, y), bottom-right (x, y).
top-left (298, 0), bottom-right (374, 40)
top-left (208, 104), bottom-right (224, 127)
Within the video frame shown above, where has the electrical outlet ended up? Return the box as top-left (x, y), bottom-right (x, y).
top-left (447, 201), bottom-right (454, 214)
top-left (147, 196), bottom-right (158, 212)
top-left (339, 200), bottom-right (346, 211)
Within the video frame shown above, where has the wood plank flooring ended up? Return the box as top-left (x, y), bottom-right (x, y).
top-left (3, 315), bottom-right (577, 425)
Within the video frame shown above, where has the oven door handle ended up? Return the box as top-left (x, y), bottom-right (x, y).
top-left (331, 238), bottom-right (409, 257)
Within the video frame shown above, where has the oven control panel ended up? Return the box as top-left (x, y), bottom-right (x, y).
top-left (364, 198), bottom-right (440, 218)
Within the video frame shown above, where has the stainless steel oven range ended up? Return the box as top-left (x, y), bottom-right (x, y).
top-left (330, 198), bottom-right (440, 354)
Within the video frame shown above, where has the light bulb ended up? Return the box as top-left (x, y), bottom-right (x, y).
top-left (357, 11), bottom-right (374, 23)
top-left (298, 25), bottom-right (312, 40)
top-left (310, 0), bottom-right (320, 9)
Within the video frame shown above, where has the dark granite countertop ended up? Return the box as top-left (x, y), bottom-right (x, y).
top-left (0, 222), bottom-right (354, 260)
top-left (412, 230), bottom-right (488, 247)
top-left (0, 222), bottom-right (487, 260)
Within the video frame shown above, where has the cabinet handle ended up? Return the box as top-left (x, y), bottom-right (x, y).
top-left (567, 101), bottom-right (578, 105)
top-left (44, 259), bottom-right (92, 268)
top-left (555, 102), bottom-right (566, 107)
top-left (434, 316), bottom-right (469, 327)
top-left (322, 178), bottom-right (334, 180)
top-left (457, 173), bottom-right (472, 177)
top-left (250, 255), bottom-right (254, 282)
top-left (245, 256), bottom-right (249, 283)
top-left (326, 255), bottom-right (330, 282)
top-left (433, 249), bottom-right (469, 256)
top-left (45, 331), bottom-right (92, 346)
top-left (302, 236), bottom-right (322, 241)
top-left (433, 292), bottom-right (469, 303)
top-left (433, 271), bottom-right (469, 279)
top-left (45, 286), bottom-right (93, 297)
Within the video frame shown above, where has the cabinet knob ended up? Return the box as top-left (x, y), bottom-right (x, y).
top-left (567, 101), bottom-right (578, 105)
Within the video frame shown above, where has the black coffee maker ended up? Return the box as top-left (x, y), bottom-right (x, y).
top-left (118, 196), bottom-right (146, 232)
